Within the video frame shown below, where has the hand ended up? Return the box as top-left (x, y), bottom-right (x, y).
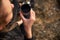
top-left (16, 20), bottom-right (23, 26)
top-left (20, 9), bottom-right (35, 38)
top-left (20, 9), bottom-right (35, 30)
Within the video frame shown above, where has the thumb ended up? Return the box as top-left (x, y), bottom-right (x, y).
top-left (20, 11), bottom-right (26, 21)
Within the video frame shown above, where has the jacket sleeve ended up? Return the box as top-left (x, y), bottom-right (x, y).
top-left (24, 36), bottom-right (35, 40)
top-left (20, 23), bottom-right (35, 40)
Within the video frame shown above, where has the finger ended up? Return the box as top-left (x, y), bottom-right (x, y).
top-left (16, 19), bottom-right (23, 26)
top-left (30, 9), bottom-right (35, 19)
top-left (20, 11), bottom-right (26, 21)
top-left (30, 9), bottom-right (33, 18)
top-left (32, 10), bottom-right (35, 18)
top-left (32, 11), bottom-right (36, 20)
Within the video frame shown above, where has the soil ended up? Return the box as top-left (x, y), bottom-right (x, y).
top-left (33, 0), bottom-right (60, 40)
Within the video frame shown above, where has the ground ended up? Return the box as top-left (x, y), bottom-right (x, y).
top-left (33, 0), bottom-right (60, 40)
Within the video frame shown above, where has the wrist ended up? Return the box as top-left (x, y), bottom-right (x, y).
top-left (25, 28), bottom-right (32, 38)
top-left (26, 30), bottom-right (32, 38)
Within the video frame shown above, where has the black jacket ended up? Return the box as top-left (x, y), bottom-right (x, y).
top-left (0, 24), bottom-right (34, 40)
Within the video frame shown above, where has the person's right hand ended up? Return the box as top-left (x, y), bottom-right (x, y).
top-left (20, 9), bottom-right (35, 38)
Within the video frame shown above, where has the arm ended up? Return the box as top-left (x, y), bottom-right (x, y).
top-left (20, 9), bottom-right (35, 40)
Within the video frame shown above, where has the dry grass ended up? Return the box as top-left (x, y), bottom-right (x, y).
top-left (33, 0), bottom-right (60, 40)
